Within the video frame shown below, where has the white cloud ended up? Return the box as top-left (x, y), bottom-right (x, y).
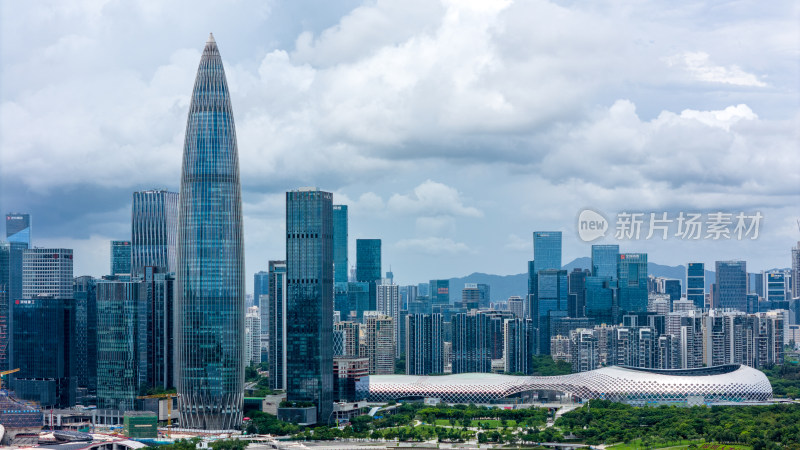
top-left (388, 180), bottom-right (482, 218)
top-left (395, 237), bottom-right (471, 255)
top-left (666, 51), bottom-right (767, 87)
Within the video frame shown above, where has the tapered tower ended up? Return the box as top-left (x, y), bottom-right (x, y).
top-left (175, 34), bottom-right (245, 430)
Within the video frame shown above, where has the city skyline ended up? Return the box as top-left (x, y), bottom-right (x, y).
top-left (1, 1), bottom-right (799, 292)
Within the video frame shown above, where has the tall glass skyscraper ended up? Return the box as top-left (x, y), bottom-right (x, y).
top-left (5, 213), bottom-right (31, 246)
top-left (175, 34), bottom-right (245, 430)
top-left (131, 189), bottom-right (178, 278)
top-left (333, 205), bottom-right (348, 283)
top-left (286, 188), bottom-right (333, 423)
top-left (686, 262), bottom-right (705, 309)
top-left (591, 244), bottom-right (619, 279)
top-left (110, 240), bottom-right (131, 276)
top-left (533, 231), bottom-right (562, 274)
top-left (617, 253), bottom-right (648, 314)
top-left (715, 261), bottom-right (747, 311)
top-left (356, 239), bottom-right (381, 311)
top-left (267, 260), bottom-right (287, 391)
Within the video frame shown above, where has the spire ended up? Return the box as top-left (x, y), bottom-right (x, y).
top-left (207, 32), bottom-right (215, 43)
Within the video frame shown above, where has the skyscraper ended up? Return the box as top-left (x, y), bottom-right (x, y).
top-left (364, 312), bottom-right (394, 375)
top-left (533, 231), bottom-right (562, 274)
top-left (617, 253), bottom-right (648, 314)
top-left (131, 189), bottom-right (178, 278)
top-left (451, 312), bottom-right (492, 373)
top-left (22, 248), bottom-right (73, 299)
top-left (715, 261), bottom-right (747, 312)
top-left (568, 268), bottom-right (589, 317)
top-left (110, 240), bottom-right (132, 276)
top-left (253, 271), bottom-right (269, 309)
top-left (429, 279), bottom-right (450, 305)
top-left (5, 213), bottom-right (31, 246)
top-left (534, 269), bottom-right (568, 354)
top-left (175, 35), bottom-right (245, 430)
top-left (74, 276), bottom-right (98, 394)
top-left (245, 306), bottom-right (261, 366)
top-left (0, 242), bottom-right (26, 370)
top-left (286, 188), bottom-right (333, 423)
top-left (333, 205), bottom-right (348, 284)
top-left (591, 244), bottom-right (619, 279)
top-left (405, 313), bottom-right (443, 375)
top-left (356, 239), bottom-right (381, 311)
top-left (792, 242), bottom-right (800, 300)
top-left (686, 263), bottom-right (705, 310)
top-left (376, 279), bottom-right (400, 357)
top-left (141, 267), bottom-right (175, 390)
top-left (267, 261), bottom-right (287, 391)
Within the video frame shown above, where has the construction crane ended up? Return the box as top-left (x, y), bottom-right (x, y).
top-left (0, 368), bottom-right (20, 390)
top-left (137, 393), bottom-right (180, 436)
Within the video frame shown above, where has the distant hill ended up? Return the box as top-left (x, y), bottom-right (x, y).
top-left (447, 258), bottom-right (718, 303)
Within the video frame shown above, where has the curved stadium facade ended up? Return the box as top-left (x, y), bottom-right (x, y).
top-left (364, 365), bottom-right (772, 406)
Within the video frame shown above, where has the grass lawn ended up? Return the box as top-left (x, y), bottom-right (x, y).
top-left (608, 439), bottom-right (751, 450)
top-left (433, 419), bottom-right (518, 428)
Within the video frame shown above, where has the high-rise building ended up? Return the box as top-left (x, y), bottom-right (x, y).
top-left (568, 268), bottom-right (589, 317)
top-left (286, 188), bottom-right (333, 423)
top-left (364, 313), bottom-right (394, 375)
top-left (175, 35), bottom-right (245, 430)
top-left (534, 269), bottom-right (568, 354)
top-left (792, 242), bottom-right (800, 300)
top-left (140, 267), bottom-right (175, 390)
top-left (686, 263), bottom-right (705, 310)
top-left (12, 295), bottom-right (76, 408)
top-left (451, 312), bottom-right (491, 373)
top-left (110, 240), bottom-right (132, 276)
top-left (268, 260), bottom-right (287, 391)
top-left (332, 356), bottom-right (369, 403)
top-left (461, 283), bottom-right (481, 310)
top-left (0, 242), bottom-right (26, 370)
top-left (617, 253), bottom-right (648, 314)
top-left (376, 279), bottom-right (400, 357)
top-left (765, 271), bottom-right (787, 303)
top-left (507, 296), bottom-right (524, 318)
top-left (405, 313), bottom-right (443, 375)
top-left (245, 306), bottom-right (261, 366)
top-left (503, 317), bottom-right (534, 374)
top-left (533, 231), bottom-right (562, 274)
top-left (585, 276), bottom-right (614, 325)
top-left (333, 205), bottom-right (348, 284)
top-left (131, 190), bottom-right (178, 278)
top-left (591, 244), bottom-right (619, 279)
top-left (22, 248), bottom-right (73, 299)
top-left (348, 281), bottom-right (371, 322)
top-left (714, 261), bottom-right (747, 312)
top-left (0, 283), bottom-right (6, 371)
top-left (5, 213), bottom-right (31, 246)
top-left (429, 279), bottom-right (450, 305)
top-left (356, 239), bottom-right (381, 312)
top-left (96, 280), bottom-right (142, 411)
top-left (570, 329), bottom-right (599, 373)
top-left (74, 276), bottom-right (97, 394)
top-left (253, 271), bottom-right (269, 310)
top-left (334, 321), bottom-right (360, 357)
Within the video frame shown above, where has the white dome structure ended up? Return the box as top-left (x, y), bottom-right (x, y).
top-left (363, 365), bottom-right (772, 405)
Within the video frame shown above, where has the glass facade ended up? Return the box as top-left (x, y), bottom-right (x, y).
top-left (451, 312), bottom-right (492, 373)
top-left (591, 244), bottom-right (619, 279)
top-left (333, 205), bottom-right (348, 283)
top-left (686, 262), bottom-right (705, 309)
top-left (348, 281), bottom-right (370, 322)
top-left (131, 189), bottom-right (178, 278)
top-left (5, 213), bottom-right (31, 246)
top-left (617, 253), bottom-right (648, 314)
top-left (405, 313), bottom-right (444, 375)
top-left (12, 296), bottom-right (76, 408)
top-left (429, 279), bottom-right (450, 305)
top-left (534, 269), bottom-right (568, 354)
top-left (74, 276), bottom-right (98, 393)
top-left (175, 34), bottom-right (245, 430)
top-left (568, 268), bottom-right (588, 317)
top-left (533, 231), bottom-right (562, 274)
top-left (22, 248), bottom-right (73, 299)
top-left (253, 271), bottom-right (269, 309)
top-left (141, 268), bottom-right (175, 390)
top-left (585, 276), bottom-right (614, 324)
top-left (111, 240), bottom-right (132, 276)
top-left (97, 280), bottom-right (142, 411)
top-left (268, 260), bottom-right (287, 391)
top-left (715, 261), bottom-right (747, 311)
top-left (286, 188), bottom-right (334, 423)
top-left (356, 239), bottom-right (381, 311)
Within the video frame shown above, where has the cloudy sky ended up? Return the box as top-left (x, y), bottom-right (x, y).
top-left (1, 0), bottom-right (798, 292)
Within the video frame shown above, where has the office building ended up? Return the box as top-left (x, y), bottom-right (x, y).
top-left (765, 271), bottom-right (787, 303)
top-left (714, 261), bottom-right (747, 312)
top-left (131, 190), bottom-right (178, 278)
top-left (0, 242), bottom-right (26, 370)
top-left (364, 313), bottom-right (394, 375)
top-left (568, 268), bottom-right (589, 317)
top-left (533, 231), bottom-right (562, 274)
top-left (253, 271), bottom-right (269, 310)
top-left (12, 296), bottom-right (76, 408)
top-left (175, 35), bottom-right (245, 430)
top-left (286, 188), bottom-right (334, 422)
top-left (140, 268), bottom-right (174, 390)
top-left (333, 205), bottom-right (348, 284)
top-left (686, 263), bottom-right (705, 310)
top-left (591, 244), bottom-right (619, 279)
top-left (507, 296), bottom-right (524, 318)
top-left (74, 276), bottom-right (97, 394)
top-left (792, 242), bottom-right (800, 299)
top-left (356, 239), bottom-right (381, 313)
top-left (96, 280), bottom-right (142, 411)
top-left (268, 260), bottom-right (287, 390)
top-left (617, 253), bottom-right (648, 314)
top-left (584, 276), bottom-right (614, 325)
top-left (534, 269), bottom-right (568, 354)
top-left (22, 248), bottom-right (73, 299)
top-left (333, 357), bottom-right (369, 403)
top-left (5, 213), bottom-right (31, 246)
top-left (461, 283), bottom-right (481, 310)
top-left (334, 321), bottom-right (360, 357)
top-left (430, 279), bottom-right (450, 305)
top-left (348, 281), bottom-right (371, 322)
top-left (503, 317), bottom-right (534, 374)
top-left (245, 306), bottom-right (261, 366)
top-left (406, 314), bottom-right (444, 375)
top-left (110, 240), bottom-right (132, 276)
